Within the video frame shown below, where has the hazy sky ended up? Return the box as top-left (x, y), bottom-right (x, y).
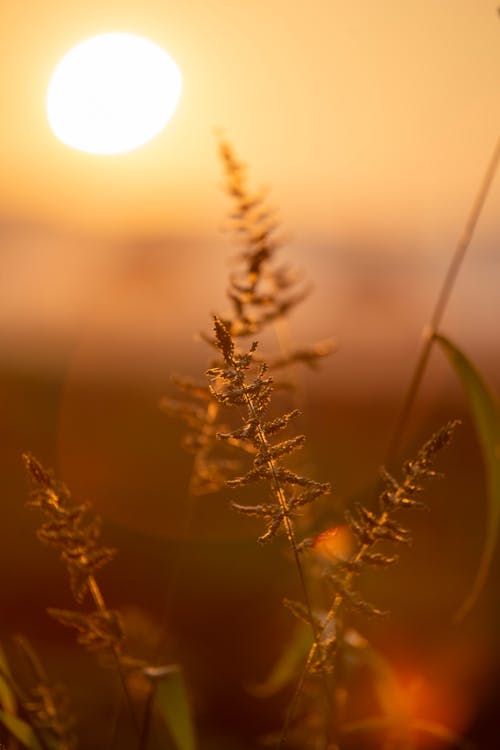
top-left (0, 1), bottom-right (498, 386)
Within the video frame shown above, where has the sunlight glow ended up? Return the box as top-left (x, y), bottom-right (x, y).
top-left (46, 33), bottom-right (182, 155)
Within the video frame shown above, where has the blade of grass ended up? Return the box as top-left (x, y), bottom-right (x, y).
top-left (411, 719), bottom-right (475, 750)
top-left (153, 666), bottom-right (196, 750)
top-left (387, 134), bottom-right (500, 464)
top-left (348, 640), bottom-right (403, 720)
top-left (250, 624), bottom-right (313, 698)
top-left (0, 710), bottom-right (43, 750)
top-left (0, 644), bottom-right (17, 715)
top-left (341, 717), bottom-right (474, 750)
top-left (434, 333), bottom-right (500, 620)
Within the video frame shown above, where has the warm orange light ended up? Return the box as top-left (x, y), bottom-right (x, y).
top-left (46, 33), bottom-right (182, 155)
top-left (311, 525), bottom-right (355, 563)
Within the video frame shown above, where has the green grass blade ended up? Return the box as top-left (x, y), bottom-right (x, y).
top-left (0, 709), bottom-right (43, 750)
top-left (434, 332), bottom-right (500, 620)
top-left (250, 624), bottom-right (313, 697)
top-left (0, 643), bottom-right (17, 714)
top-left (343, 634), bottom-right (402, 720)
top-left (154, 667), bottom-right (196, 750)
top-left (412, 719), bottom-right (475, 749)
top-left (341, 717), bottom-right (473, 750)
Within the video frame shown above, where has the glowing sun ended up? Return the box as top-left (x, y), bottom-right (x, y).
top-left (46, 33), bottom-right (182, 155)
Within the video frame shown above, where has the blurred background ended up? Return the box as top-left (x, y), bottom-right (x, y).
top-left (1, 0), bottom-right (500, 747)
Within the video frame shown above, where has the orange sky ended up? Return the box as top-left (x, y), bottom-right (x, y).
top-left (1, 0), bottom-right (499, 241)
top-left (0, 1), bottom-right (499, 389)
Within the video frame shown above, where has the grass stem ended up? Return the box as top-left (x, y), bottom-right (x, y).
top-left (387, 134), bottom-right (500, 464)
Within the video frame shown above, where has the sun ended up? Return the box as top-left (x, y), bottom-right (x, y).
top-left (46, 33), bottom-right (182, 155)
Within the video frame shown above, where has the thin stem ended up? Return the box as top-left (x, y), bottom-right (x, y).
top-left (386, 134), bottom-right (500, 464)
top-left (278, 511), bottom-right (388, 749)
top-left (104, 692), bottom-right (123, 750)
top-left (244, 397), bottom-right (314, 613)
top-left (87, 575), bottom-right (107, 612)
top-left (45, 478), bottom-right (141, 740)
top-left (227, 357), bottom-right (333, 746)
top-left (138, 682), bottom-right (156, 750)
top-left (86, 573), bottom-right (141, 738)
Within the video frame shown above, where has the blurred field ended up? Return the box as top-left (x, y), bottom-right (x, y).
top-left (1, 353), bottom-right (499, 747)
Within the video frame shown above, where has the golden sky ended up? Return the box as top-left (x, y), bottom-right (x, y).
top-left (1, 0), bottom-right (499, 241)
top-left (0, 1), bottom-right (499, 389)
